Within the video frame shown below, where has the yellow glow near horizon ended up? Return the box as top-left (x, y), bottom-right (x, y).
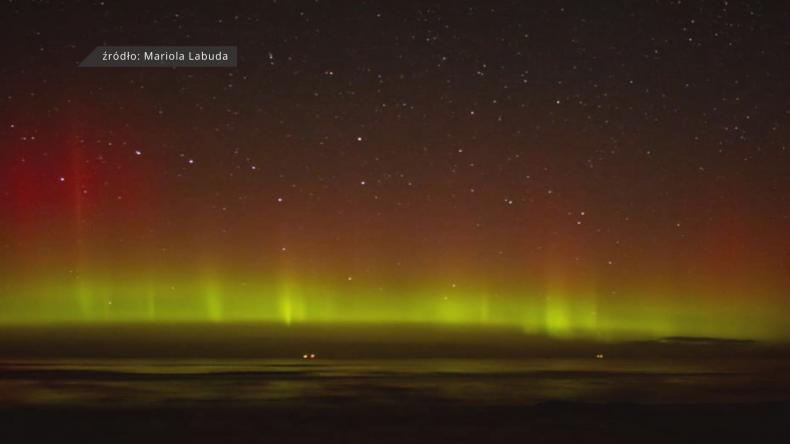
top-left (0, 273), bottom-right (787, 341)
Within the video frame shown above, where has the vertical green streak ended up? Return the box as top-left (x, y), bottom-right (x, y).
top-left (202, 278), bottom-right (224, 323)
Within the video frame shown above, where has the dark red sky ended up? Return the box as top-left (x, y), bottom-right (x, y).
top-left (0, 1), bottom-right (789, 338)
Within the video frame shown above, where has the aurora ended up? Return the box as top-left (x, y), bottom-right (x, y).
top-left (0, 271), bottom-right (786, 341)
top-left (3, 2), bottom-right (790, 443)
top-left (1, 0), bottom-right (789, 347)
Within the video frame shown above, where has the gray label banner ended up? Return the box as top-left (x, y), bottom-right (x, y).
top-left (80, 46), bottom-right (237, 68)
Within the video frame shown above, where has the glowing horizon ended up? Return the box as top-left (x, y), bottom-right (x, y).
top-left (3, 2), bottom-right (789, 344)
top-left (1, 270), bottom-right (786, 341)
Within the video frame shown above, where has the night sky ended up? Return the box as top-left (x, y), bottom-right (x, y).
top-left (1, 1), bottom-right (789, 340)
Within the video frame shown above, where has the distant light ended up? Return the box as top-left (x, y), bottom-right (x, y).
top-left (595, 353), bottom-right (604, 359)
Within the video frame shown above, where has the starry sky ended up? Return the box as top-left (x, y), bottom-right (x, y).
top-left (1, 1), bottom-right (789, 340)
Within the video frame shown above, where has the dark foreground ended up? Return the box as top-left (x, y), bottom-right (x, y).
top-left (4, 402), bottom-right (790, 443)
top-left (2, 326), bottom-right (790, 443)
top-left (2, 357), bottom-right (790, 443)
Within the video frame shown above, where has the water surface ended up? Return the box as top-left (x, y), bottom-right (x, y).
top-left (3, 357), bottom-right (789, 407)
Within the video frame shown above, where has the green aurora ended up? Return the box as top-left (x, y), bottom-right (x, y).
top-left (1, 273), bottom-right (786, 341)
